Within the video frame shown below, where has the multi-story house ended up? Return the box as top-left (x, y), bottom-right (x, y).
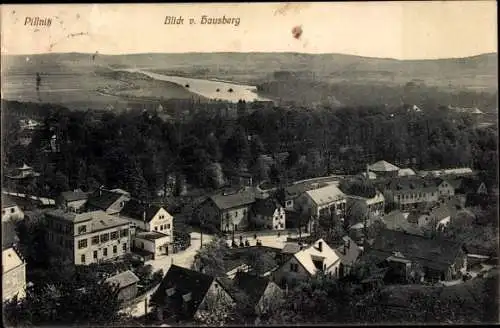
top-left (365, 229), bottom-right (467, 283)
top-left (377, 177), bottom-right (439, 211)
top-left (119, 199), bottom-right (174, 259)
top-left (273, 239), bottom-right (341, 287)
top-left (85, 187), bottom-right (131, 215)
top-left (195, 188), bottom-right (256, 232)
top-left (295, 184), bottom-right (346, 230)
top-left (2, 246), bottom-right (26, 302)
top-left (151, 265), bottom-right (237, 323)
top-left (45, 210), bottom-right (131, 265)
top-left (250, 197), bottom-right (286, 230)
top-left (345, 190), bottom-right (385, 218)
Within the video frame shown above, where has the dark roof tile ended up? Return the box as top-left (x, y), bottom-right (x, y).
top-left (151, 265), bottom-right (214, 319)
top-left (120, 199), bottom-right (162, 223)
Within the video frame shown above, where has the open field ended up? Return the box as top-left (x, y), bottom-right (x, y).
top-left (1, 52), bottom-right (497, 111)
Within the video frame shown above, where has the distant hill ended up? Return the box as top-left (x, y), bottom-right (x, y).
top-left (3, 52), bottom-right (497, 88)
top-left (1, 52), bottom-right (497, 110)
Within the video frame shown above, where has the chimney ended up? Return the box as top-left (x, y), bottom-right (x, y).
top-left (318, 241), bottom-right (323, 252)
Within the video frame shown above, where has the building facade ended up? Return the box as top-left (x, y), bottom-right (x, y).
top-left (346, 190), bottom-right (385, 218)
top-left (45, 210), bottom-right (131, 265)
top-left (2, 247), bottom-right (26, 302)
top-left (196, 189), bottom-right (256, 232)
top-left (295, 184), bottom-right (346, 221)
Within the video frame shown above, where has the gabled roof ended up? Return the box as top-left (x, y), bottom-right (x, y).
top-left (398, 168), bottom-right (416, 177)
top-left (120, 199), bottom-right (164, 223)
top-left (209, 189), bottom-right (256, 210)
top-left (60, 191), bottom-right (89, 202)
top-left (430, 204), bottom-right (451, 221)
top-left (2, 247), bottom-right (24, 272)
top-left (382, 210), bottom-right (421, 234)
top-left (368, 229), bottom-right (464, 271)
top-left (252, 198), bottom-right (282, 217)
top-left (282, 242), bottom-right (301, 254)
top-left (233, 271), bottom-right (273, 307)
top-left (335, 236), bottom-right (361, 267)
top-left (305, 185), bottom-right (345, 207)
top-left (86, 188), bottom-right (129, 211)
top-left (293, 239), bottom-right (340, 275)
top-left (369, 160), bottom-right (400, 172)
top-left (151, 265), bottom-right (216, 319)
top-left (2, 195), bottom-right (18, 208)
top-left (105, 270), bottom-right (140, 289)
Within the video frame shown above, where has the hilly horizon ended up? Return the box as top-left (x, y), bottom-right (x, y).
top-left (3, 51), bottom-right (497, 61)
top-left (1, 51), bottom-right (497, 112)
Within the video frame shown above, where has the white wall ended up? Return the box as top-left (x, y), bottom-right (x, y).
top-left (2, 205), bottom-right (24, 222)
top-left (149, 208), bottom-right (174, 242)
top-left (133, 234), bottom-right (170, 257)
top-left (2, 262), bottom-right (26, 302)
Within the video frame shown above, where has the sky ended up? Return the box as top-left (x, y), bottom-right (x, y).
top-left (1, 2), bottom-right (497, 60)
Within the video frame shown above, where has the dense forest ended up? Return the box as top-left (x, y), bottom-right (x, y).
top-left (2, 99), bottom-right (498, 201)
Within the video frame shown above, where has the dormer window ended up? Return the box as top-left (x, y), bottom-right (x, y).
top-left (166, 287), bottom-right (176, 296)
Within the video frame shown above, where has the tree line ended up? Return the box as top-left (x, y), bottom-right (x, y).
top-left (2, 99), bottom-right (497, 201)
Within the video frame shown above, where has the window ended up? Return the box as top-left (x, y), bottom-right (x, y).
top-left (92, 236), bottom-right (100, 245)
top-left (214, 283), bottom-right (219, 289)
top-left (103, 247), bottom-right (108, 256)
top-left (122, 243), bottom-right (127, 251)
top-left (93, 251), bottom-right (98, 259)
top-left (160, 215), bottom-right (164, 220)
top-left (120, 229), bottom-right (129, 237)
top-left (2, 210), bottom-right (5, 215)
top-left (81, 254), bottom-right (85, 264)
top-left (10, 208), bottom-right (15, 213)
top-left (100, 233), bottom-right (109, 243)
top-left (48, 232), bottom-right (53, 241)
top-left (167, 224), bottom-right (171, 229)
top-left (59, 236), bottom-right (64, 246)
top-left (110, 231), bottom-right (119, 240)
top-left (113, 245), bottom-right (117, 254)
top-left (290, 263), bottom-right (298, 272)
top-left (78, 225), bottom-right (87, 234)
top-left (154, 226), bottom-right (158, 231)
top-left (78, 239), bottom-right (88, 249)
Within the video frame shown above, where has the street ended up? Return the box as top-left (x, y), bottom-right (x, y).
top-left (145, 232), bottom-right (214, 274)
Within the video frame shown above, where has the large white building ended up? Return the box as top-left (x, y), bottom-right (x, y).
top-left (45, 210), bottom-right (132, 265)
top-left (295, 184), bottom-right (346, 220)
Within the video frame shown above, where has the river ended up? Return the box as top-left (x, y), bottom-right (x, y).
top-left (120, 68), bottom-right (272, 103)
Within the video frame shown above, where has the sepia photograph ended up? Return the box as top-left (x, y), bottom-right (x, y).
top-left (1, 2), bottom-right (498, 326)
